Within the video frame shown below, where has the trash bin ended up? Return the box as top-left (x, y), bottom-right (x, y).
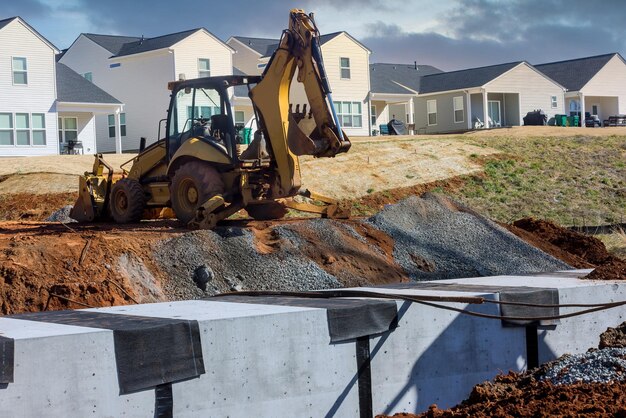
top-left (555, 114), bottom-right (567, 127)
top-left (568, 115), bottom-right (580, 127)
top-left (242, 128), bottom-right (252, 144)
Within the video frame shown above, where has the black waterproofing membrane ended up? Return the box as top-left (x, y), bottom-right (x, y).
top-left (0, 336), bottom-right (14, 384)
top-left (10, 310), bottom-right (205, 394)
top-left (211, 296), bottom-right (399, 342)
top-left (376, 282), bottom-right (560, 327)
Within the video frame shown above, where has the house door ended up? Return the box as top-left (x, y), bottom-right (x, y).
top-left (488, 100), bottom-right (501, 127)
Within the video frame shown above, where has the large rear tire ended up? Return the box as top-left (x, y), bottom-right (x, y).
top-left (245, 201), bottom-right (288, 221)
top-left (170, 161), bottom-right (224, 224)
top-left (109, 178), bottom-right (146, 223)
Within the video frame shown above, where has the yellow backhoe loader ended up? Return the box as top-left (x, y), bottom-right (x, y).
top-left (70, 9), bottom-right (351, 229)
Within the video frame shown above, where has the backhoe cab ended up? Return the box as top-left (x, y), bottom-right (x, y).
top-left (70, 9), bottom-right (351, 228)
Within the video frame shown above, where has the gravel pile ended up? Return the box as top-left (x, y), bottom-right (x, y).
top-left (154, 227), bottom-right (340, 299)
top-left (46, 205), bottom-right (77, 223)
top-left (153, 194), bottom-right (571, 298)
top-left (541, 348), bottom-right (626, 385)
top-left (368, 193), bottom-right (570, 280)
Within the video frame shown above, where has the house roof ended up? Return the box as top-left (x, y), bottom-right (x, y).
top-left (231, 36), bottom-right (280, 56)
top-left (534, 53), bottom-right (619, 91)
top-left (0, 16), bottom-right (15, 31)
top-left (113, 29), bottom-right (200, 57)
top-left (56, 63), bottom-right (122, 104)
top-left (232, 31), bottom-right (366, 58)
top-left (418, 61), bottom-right (522, 94)
top-left (370, 63), bottom-right (443, 95)
top-left (0, 16), bottom-right (59, 52)
top-left (82, 33), bottom-right (142, 55)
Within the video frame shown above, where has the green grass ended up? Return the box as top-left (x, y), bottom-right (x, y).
top-left (451, 135), bottom-right (626, 226)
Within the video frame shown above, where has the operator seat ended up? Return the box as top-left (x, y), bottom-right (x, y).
top-left (210, 114), bottom-right (230, 140)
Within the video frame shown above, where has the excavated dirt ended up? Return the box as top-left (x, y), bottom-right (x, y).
top-left (512, 217), bottom-right (612, 265)
top-left (0, 192), bottom-right (76, 221)
top-left (600, 322), bottom-right (626, 349)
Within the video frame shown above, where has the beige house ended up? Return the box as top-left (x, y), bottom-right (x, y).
top-left (413, 62), bottom-right (566, 134)
top-left (227, 32), bottom-right (372, 136)
top-left (536, 53), bottom-right (626, 125)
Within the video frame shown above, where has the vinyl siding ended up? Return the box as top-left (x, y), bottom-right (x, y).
top-left (98, 52), bottom-right (174, 152)
top-left (581, 55), bottom-right (626, 114)
top-left (414, 92), bottom-right (467, 134)
top-left (0, 19), bottom-right (58, 156)
top-left (174, 31), bottom-right (233, 80)
top-left (485, 63), bottom-right (565, 121)
top-left (227, 39), bottom-right (263, 76)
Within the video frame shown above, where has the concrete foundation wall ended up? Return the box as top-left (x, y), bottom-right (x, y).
top-left (1, 270), bottom-right (624, 417)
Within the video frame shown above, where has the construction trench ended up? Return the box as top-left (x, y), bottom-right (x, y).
top-left (0, 194), bottom-right (625, 416)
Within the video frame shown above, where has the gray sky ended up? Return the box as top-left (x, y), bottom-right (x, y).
top-left (4, 0), bottom-right (626, 71)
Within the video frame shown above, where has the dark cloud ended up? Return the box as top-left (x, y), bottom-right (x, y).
top-left (1, 0), bottom-right (50, 19)
top-left (364, 0), bottom-right (626, 70)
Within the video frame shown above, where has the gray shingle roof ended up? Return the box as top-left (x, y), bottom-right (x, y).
top-left (113, 29), bottom-right (200, 57)
top-left (232, 36), bottom-right (280, 56)
top-left (56, 63), bottom-right (122, 104)
top-left (535, 53), bottom-right (618, 91)
top-left (370, 63), bottom-right (443, 95)
top-left (419, 62), bottom-right (522, 94)
top-left (0, 16), bottom-right (17, 31)
top-left (83, 33), bottom-right (142, 55)
top-left (233, 32), bottom-right (357, 58)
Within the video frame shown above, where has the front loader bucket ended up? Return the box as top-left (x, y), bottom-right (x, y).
top-left (70, 176), bottom-right (96, 222)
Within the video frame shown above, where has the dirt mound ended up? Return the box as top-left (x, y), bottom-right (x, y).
top-left (512, 218), bottom-right (612, 265)
top-left (600, 322), bottom-right (626, 349)
top-left (0, 222), bottom-right (172, 314)
top-left (0, 192), bottom-right (76, 221)
top-left (585, 257), bottom-right (626, 280)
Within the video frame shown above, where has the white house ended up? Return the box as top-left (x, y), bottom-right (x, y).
top-left (60, 28), bottom-right (234, 152)
top-left (0, 16), bottom-right (122, 156)
top-left (536, 53), bottom-right (626, 125)
top-left (227, 32), bottom-right (372, 136)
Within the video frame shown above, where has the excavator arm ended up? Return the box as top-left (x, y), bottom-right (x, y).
top-left (249, 9), bottom-right (351, 197)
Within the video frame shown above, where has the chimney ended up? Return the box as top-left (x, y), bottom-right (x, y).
top-left (414, 61), bottom-right (418, 70)
top-left (140, 35), bottom-right (144, 45)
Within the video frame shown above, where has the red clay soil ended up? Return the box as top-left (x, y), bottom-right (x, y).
top-left (0, 221), bottom-right (177, 314)
top-left (0, 192), bottom-right (76, 221)
top-left (512, 217), bottom-right (612, 265)
top-left (378, 376), bottom-right (626, 418)
top-left (250, 219), bottom-right (408, 287)
top-left (505, 217), bottom-right (625, 280)
top-left (599, 322), bottom-right (626, 349)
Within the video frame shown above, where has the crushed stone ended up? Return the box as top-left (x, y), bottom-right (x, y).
top-left (46, 205), bottom-right (77, 223)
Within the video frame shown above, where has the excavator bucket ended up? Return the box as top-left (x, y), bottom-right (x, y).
top-left (69, 175), bottom-right (97, 222)
top-left (69, 155), bottom-right (114, 222)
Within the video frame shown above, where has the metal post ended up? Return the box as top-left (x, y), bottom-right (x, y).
top-left (115, 110), bottom-right (122, 154)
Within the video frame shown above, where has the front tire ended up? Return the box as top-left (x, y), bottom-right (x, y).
top-left (170, 161), bottom-right (224, 224)
top-left (109, 178), bottom-right (146, 223)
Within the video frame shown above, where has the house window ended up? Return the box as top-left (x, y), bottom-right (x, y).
top-left (12, 57), bottom-right (28, 85)
top-left (15, 113), bottom-right (30, 146)
top-left (453, 96), bottom-right (464, 123)
top-left (59, 117), bottom-right (78, 143)
top-left (0, 113), bottom-right (13, 145)
top-left (334, 101), bottom-right (362, 128)
top-left (108, 113), bottom-right (126, 138)
top-left (198, 59), bottom-right (211, 78)
top-left (592, 105), bottom-right (599, 115)
top-left (427, 99), bottom-right (437, 126)
top-left (340, 57), bottom-right (350, 79)
top-left (257, 63), bottom-right (267, 69)
top-left (370, 105), bottom-right (376, 126)
top-left (551, 95), bottom-right (558, 108)
top-left (32, 113), bottom-right (46, 145)
top-left (82, 72), bottom-right (93, 82)
top-left (234, 111), bottom-right (245, 124)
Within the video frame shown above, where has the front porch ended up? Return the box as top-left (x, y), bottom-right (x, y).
top-left (370, 93), bottom-right (415, 135)
top-left (469, 91), bottom-right (520, 128)
top-left (56, 102), bottom-right (124, 154)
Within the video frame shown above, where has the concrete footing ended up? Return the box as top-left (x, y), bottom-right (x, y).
top-left (1, 269), bottom-right (625, 417)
